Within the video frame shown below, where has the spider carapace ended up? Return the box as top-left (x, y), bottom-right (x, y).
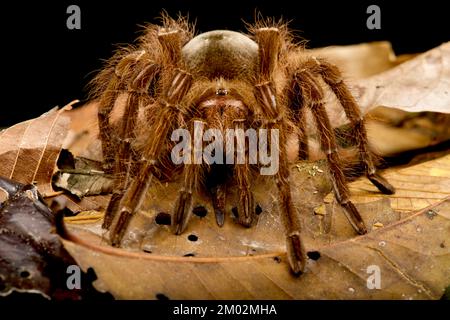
top-left (92, 15), bottom-right (395, 275)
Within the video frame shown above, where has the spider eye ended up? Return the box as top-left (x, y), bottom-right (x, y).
top-left (216, 88), bottom-right (228, 96)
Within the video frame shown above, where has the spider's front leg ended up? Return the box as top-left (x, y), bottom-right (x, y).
top-left (253, 27), bottom-right (306, 275)
top-left (173, 163), bottom-right (203, 234)
top-left (102, 60), bottom-right (160, 230)
top-left (172, 119), bottom-right (206, 235)
top-left (173, 112), bottom-right (258, 233)
top-left (231, 119), bottom-right (256, 227)
top-left (108, 28), bottom-right (193, 246)
top-left (97, 52), bottom-right (140, 174)
top-left (288, 79), bottom-right (309, 160)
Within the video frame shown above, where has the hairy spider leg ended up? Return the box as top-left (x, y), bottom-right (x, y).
top-left (253, 27), bottom-right (306, 276)
top-left (109, 28), bottom-right (193, 246)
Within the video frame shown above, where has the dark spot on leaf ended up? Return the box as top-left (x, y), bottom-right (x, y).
top-left (183, 253), bottom-right (195, 257)
top-left (143, 249), bottom-right (152, 254)
top-left (273, 256), bottom-right (282, 263)
top-left (255, 204), bottom-right (263, 215)
top-left (307, 251), bottom-right (321, 261)
top-left (188, 234), bottom-right (198, 242)
top-left (193, 206), bottom-right (207, 218)
top-left (155, 212), bottom-right (171, 225)
top-left (156, 293), bottom-right (169, 300)
top-left (440, 242), bottom-right (445, 248)
top-left (20, 270), bottom-right (31, 278)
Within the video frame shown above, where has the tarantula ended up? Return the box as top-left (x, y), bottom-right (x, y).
top-left (91, 15), bottom-right (395, 275)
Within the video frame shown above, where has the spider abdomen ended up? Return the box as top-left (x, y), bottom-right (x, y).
top-left (182, 30), bottom-right (258, 80)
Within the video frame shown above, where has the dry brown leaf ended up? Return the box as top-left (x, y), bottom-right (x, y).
top-left (63, 101), bottom-right (102, 162)
top-left (295, 42), bottom-right (450, 154)
top-left (306, 43), bottom-right (450, 132)
top-left (342, 154), bottom-right (450, 214)
top-left (309, 41), bottom-right (400, 79)
top-left (0, 106), bottom-right (72, 196)
top-left (54, 171), bottom-right (113, 198)
top-left (53, 153), bottom-right (113, 199)
top-left (60, 153), bottom-right (450, 299)
top-left (310, 41), bottom-right (420, 80)
top-left (0, 101), bottom-right (112, 216)
top-left (366, 113), bottom-right (450, 156)
top-left (309, 41), bottom-right (449, 114)
top-left (329, 43), bottom-right (450, 156)
top-left (45, 194), bottom-right (111, 214)
top-left (354, 42), bottom-right (450, 113)
top-left (321, 153), bottom-right (450, 242)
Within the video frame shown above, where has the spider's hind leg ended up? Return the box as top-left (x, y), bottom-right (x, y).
top-left (288, 76), bottom-right (309, 160)
top-left (295, 70), bottom-right (368, 234)
top-left (310, 57), bottom-right (395, 195)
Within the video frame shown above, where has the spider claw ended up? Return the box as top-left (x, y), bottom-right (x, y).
top-left (102, 192), bottom-right (123, 229)
top-left (110, 208), bottom-right (133, 247)
top-left (237, 192), bottom-right (255, 227)
top-left (286, 232), bottom-right (306, 276)
top-left (341, 201), bottom-right (368, 235)
top-left (211, 184), bottom-right (226, 227)
top-left (368, 173), bottom-right (395, 195)
top-left (172, 190), bottom-right (193, 235)
top-left (215, 209), bottom-right (225, 227)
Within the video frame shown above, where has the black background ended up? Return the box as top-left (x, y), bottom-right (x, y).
top-left (1, 299), bottom-right (448, 318)
top-left (1, 0), bottom-right (448, 127)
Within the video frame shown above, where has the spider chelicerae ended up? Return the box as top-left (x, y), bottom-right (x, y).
top-left (91, 15), bottom-right (395, 275)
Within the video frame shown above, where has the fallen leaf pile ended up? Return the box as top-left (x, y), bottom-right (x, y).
top-left (61, 153), bottom-right (450, 299)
